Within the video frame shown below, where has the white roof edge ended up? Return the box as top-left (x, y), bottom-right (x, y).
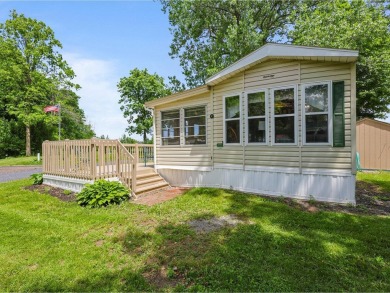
top-left (205, 43), bottom-right (359, 85)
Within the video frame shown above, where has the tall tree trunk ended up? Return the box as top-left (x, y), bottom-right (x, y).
top-left (26, 124), bottom-right (31, 156)
top-left (143, 131), bottom-right (147, 144)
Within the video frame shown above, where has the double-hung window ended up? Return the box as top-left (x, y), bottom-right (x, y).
top-left (246, 90), bottom-right (267, 144)
top-left (303, 82), bottom-right (331, 144)
top-left (224, 95), bottom-right (241, 144)
top-left (272, 86), bottom-right (297, 144)
top-left (184, 106), bottom-right (206, 145)
top-left (161, 109), bottom-right (180, 145)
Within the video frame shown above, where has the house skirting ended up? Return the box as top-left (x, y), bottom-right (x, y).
top-left (43, 175), bottom-right (122, 192)
top-left (43, 174), bottom-right (94, 192)
top-left (157, 167), bottom-right (356, 204)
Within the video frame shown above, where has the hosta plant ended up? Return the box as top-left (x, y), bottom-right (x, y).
top-left (30, 173), bottom-right (43, 185)
top-left (76, 180), bottom-right (130, 208)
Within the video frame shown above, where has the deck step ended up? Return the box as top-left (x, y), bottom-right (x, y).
top-left (128, 167), bottom-right (171, 196)
top-left (136, 175), bottom-right (163, 186)
top-left (136, 172), bottom-right (158, 180)
top-left (136, 180), bottom-right (169, 194)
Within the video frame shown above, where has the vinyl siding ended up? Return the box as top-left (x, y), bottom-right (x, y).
top-left (212, 59), bottom-right (353, 172)
top-left (153, 59), bottom-right (354, 173)
top-left (154, 93), bottom-right (212, 167)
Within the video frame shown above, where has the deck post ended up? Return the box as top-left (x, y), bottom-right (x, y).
top-left (64, 139), bottom-right (70, 173)
top-left (132, 143), bottom-right (138, 194)
top-left (90, 140), bottom-right (96, 180)
top-left (135, 143), bottom-right (139, 165)
top-left (42, 140), bottom-right (48, 173)
top-left (116, 142), bottom-right (120, 178)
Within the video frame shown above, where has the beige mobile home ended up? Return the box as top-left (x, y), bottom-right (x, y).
top-left (357, 118), bottom-right (390, 170)
top-left (145, 43), bottom-right (358, 204)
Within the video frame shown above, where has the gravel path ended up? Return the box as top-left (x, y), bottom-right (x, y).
top-left (0, 166), bottom-right (42, 183)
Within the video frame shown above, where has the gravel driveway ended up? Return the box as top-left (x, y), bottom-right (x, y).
top-left (0, 166), bottom-right (42, 183)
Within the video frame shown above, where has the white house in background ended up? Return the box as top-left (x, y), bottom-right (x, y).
top-left (145, 43), bottom-right (358, 204)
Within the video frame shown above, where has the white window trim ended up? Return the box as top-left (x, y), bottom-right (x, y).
top-left (301, 81), bottom-right (333, 146)
top-left (271, 85), bottom-right (298, 146)
top-left (223, 93), bottom-right (243, 146)
top-left (245, 89), bottom-right (268, 145)
top-left (183, 105), bottom-right (208, 146)
top-left (160, 104), bottom-right (208, 147)
top-left (160, 108), bottom-right (181, 147)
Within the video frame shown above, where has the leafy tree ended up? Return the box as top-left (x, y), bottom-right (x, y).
top-left (289, 0), bottom-right (390, 119)
top-left (0, 119), bottom-right (24, 158)
top-left (55, 89), bottom-right (95, 140)
top-left (167, 75), bottom-right (186, 93)
top-left (161, 0), bottom-right (301, 87)
top-left (0, 10), bottom-right (77, 155)
top-left (118, 68), bottom-right (170, 143)
top-left (120, 135), bottom-right (138, 144)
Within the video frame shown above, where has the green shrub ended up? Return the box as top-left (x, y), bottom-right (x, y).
top-left (30, 173), bottom-right (43, 185)
top-left (76, 180), bottom-right (130, 208)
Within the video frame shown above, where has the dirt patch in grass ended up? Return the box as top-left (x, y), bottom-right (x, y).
top-left (142, 265), bottom-right (182, 290)
top-left (188, 214), bottom-right (251, 233)
top-left (25, 184), bottom-right (77, 202)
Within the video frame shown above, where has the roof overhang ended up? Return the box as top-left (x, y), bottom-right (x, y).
top-left (205, 43), bottom-right (359, 86)
top-left (145, 43), bottom-right (358, 109)
top-left (145, 85), bottom-right (210, 108)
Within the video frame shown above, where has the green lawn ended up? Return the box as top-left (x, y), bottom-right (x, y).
top-left (357, 171), bottom-right (390, 193)
top-left (0, 156), bottom-right (42, 166)
top-left (0, 176), bottom-right (389, 291)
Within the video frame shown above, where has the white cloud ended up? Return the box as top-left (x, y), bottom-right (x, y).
top-left (63, 52), bottom-right (133, 140)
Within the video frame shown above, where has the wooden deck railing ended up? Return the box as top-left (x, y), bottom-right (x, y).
top-left (123, 144), bottom-right (154, 166)
top-left (42, 139), bottom-right (140, 193)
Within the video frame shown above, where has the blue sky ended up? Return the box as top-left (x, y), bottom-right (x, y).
top-left (0, 1), bottom-right (184, 140)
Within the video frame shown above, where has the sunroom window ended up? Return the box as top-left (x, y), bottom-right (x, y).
top-left (303, 83), bottom-right (330, 144)
top-left (184, 106), bottom-right (206, 145)
top-left (273, 87), bottom-right (296, 144)
top-left (224, 95), bottom-right (241, 144)
top-left (161, 109), bottom-right (180, 145)
top-left (247, 91), bottom-right (267, 144)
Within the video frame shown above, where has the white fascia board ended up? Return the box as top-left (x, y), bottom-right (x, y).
top-left (206, 43), bottom-right (359, 86)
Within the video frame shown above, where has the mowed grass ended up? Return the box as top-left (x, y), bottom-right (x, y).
top-left (0, 156), bottom-right (42, 166)
top-left (357, 171), bottom-right (390, 193)
top-left (1, 177), bottom-right (390, 291)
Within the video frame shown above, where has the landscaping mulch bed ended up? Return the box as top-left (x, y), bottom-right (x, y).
top-left (25, 184), bottom-right (77, 202)
top-left (25, 180), bottom-right (390, 216)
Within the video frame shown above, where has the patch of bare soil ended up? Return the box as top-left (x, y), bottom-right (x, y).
top-left (142, 265), bottom-right (182, 290)
top-left (25, 184), bottom-right (76, 202)
top-left (188, 214), bottom-right (251, 233)
top-left (263, 181), bottom-right (390, 216)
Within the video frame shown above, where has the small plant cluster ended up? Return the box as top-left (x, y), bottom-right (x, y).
top-left (30, 173), bottom-right (43, 185)
top-left (76, 180), bottom-right (130, 208)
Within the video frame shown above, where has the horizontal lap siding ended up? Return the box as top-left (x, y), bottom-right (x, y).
top-left (300, 61), bottom-right (352, 170)
top-left (213, 73), bottom-right (245, 165)
top-left (155, 93), bottom-right (212, 167)
top-left (212, 59), bottom-right (352, 171)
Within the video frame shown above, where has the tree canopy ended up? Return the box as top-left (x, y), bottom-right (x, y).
top-left (0, 10), bottom-right (94, 157)
top-left (162, 0), bottom-right (390, 119)
top-left (161, 0), bottom-right (301, 88)
top-left (118, 68), bottom-right (171, 143)
top-left (290, 0), bottom-right (390, 119)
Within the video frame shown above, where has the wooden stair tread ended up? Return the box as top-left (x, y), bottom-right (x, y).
top-left (136, 172), bottom-right (158, 180)
top-left (136, 181), bottom-right (169, 194)
top-left (136, 176), bottom-right (163, 186)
